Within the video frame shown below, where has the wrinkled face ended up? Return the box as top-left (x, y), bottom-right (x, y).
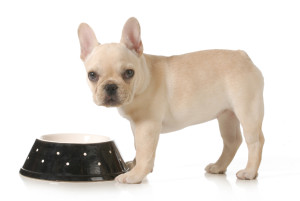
top-left (78, 18), bottom-right (146, 107)
top-left (84, 43), bottom-right (140, 107)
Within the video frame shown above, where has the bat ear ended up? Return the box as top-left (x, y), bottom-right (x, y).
top-left (120, 17), bottom-right (143, 56)
top-left (78, 23), bottom-right (99, 61)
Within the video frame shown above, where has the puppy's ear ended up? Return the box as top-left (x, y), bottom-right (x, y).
top-left (121, 17), bottom-right (143, 56)
top-left (78, 23), bottom-right (99, 61)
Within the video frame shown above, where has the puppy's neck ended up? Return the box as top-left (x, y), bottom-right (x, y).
top-left (118, 53), bottom-right (168, 121)
top-left (134, 53), bottom-right (168, 96)
top-left (134, 54), bottom-right (152, 95)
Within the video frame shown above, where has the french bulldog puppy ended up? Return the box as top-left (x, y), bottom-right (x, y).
top-left (78, 17), bottom-right (264, 184)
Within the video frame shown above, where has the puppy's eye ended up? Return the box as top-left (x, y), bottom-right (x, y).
top-left (123, 69), bottom-right (134, 79)
top-left (88, 72), bottom-right (99, 82)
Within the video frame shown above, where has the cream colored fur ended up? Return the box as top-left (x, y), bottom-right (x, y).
top-left (78, 18), bottom-right (265, 184)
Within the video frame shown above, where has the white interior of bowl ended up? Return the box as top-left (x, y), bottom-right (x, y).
top-left (39, 133), bottom-right (111, 144)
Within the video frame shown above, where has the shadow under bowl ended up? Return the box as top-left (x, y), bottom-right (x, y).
top-left (20, 133), bottom-right (128, 181)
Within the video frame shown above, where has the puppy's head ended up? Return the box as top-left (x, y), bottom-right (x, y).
top-left (78, 18), bottom-right (148, 107)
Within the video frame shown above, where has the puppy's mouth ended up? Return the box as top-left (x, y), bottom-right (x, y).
top-left (103, 95), bottom-right (121, 107)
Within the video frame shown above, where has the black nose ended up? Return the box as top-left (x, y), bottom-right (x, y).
top-left (104, 84), bottom-right (118, 96)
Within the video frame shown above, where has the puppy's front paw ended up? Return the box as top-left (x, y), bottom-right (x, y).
top-left (115, 169), bottom-right (145, 184)
top-left (125, 160), bottom-right (136, 170)
top-left (205, 163), bottom-right (227, 174)
top-left (236, 169), bottom-right (258, 180)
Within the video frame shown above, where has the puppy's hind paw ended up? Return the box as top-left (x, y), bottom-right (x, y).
top-left (205, 163), bottom-right (227, 174)
top-left (236, 169), bottom-right (258, 180)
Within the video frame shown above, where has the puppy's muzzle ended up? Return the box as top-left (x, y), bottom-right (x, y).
top-left (102, 83), bottom-right (121, 107)
top-left (104, 84), bottom-right (118, 96)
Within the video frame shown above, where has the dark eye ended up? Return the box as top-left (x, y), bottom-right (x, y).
top-left (123, 69), bottom-right (134, 79)
top-left (88, 72), bottom-right (99, 82)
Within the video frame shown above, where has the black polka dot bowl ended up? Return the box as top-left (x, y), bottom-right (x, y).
top-left (19, 134), bottom-right (128, 181)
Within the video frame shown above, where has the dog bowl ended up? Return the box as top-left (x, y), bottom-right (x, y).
top-left (20, 133), bottom-right (128, 181)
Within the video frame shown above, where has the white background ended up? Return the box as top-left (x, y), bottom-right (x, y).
top-left (1, 0), bottom-right (300, 200)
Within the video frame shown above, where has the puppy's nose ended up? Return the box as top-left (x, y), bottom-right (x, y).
top-left (104, 84), bottom-right (118, 96)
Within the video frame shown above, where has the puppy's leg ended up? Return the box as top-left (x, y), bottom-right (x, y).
top-left (205, 110), bottom-right (242, 174)
top-left (115, 121), bottom-right (160, 184)
top-left (126, 125), bottom-right (137, 170)
top-left (235, 94), bottom-right (265, 180)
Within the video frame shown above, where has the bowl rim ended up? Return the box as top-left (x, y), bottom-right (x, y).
top-left (38, 133), bottom-right (112, 144)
